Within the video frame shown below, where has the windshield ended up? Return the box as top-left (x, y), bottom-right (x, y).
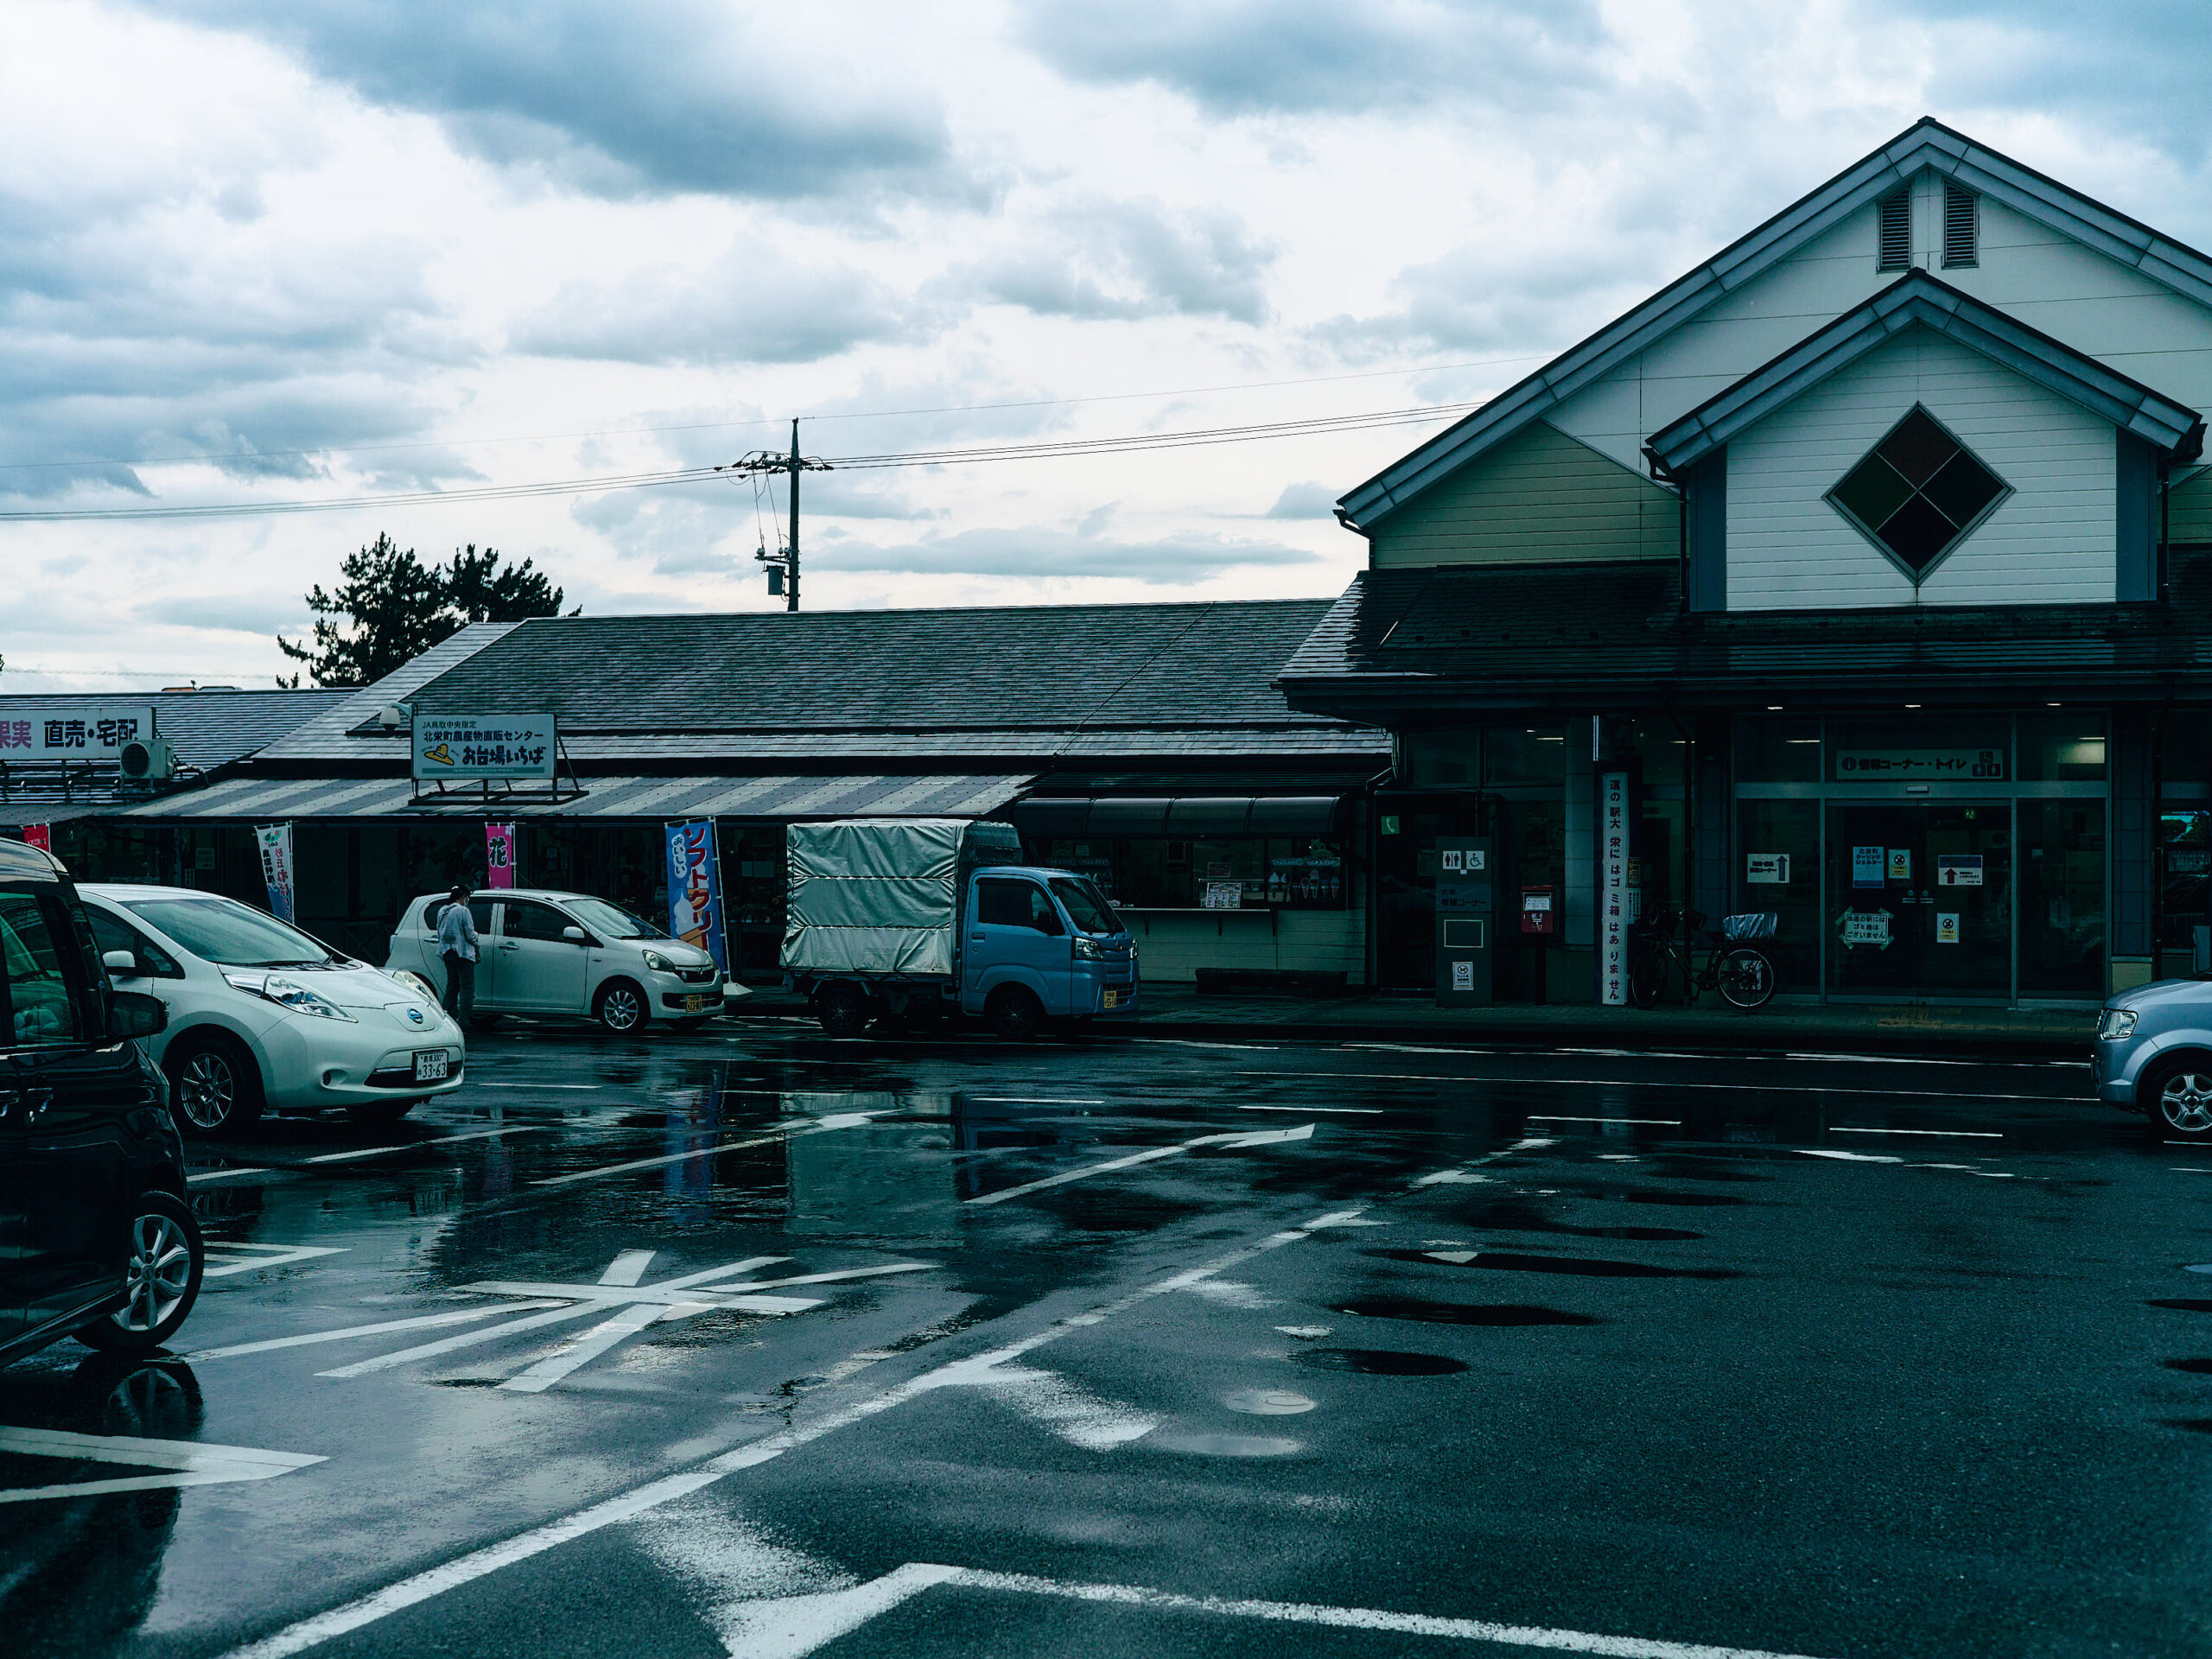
top-left (563, 897), bottom-right (667, 941)
top-left (1050, 877), bottom-right (1122, 936)
top-left (121, 895), bottom-right (339, 968)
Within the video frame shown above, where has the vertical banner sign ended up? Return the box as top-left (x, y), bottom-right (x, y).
top-left (665, 820), bottom-right (728, 977)
top-left (255, 823), bottom-right (296, 923)
top-left (484, 823), bottom-right (518, 889)
top-left (1599, 770), bottom-right (1630, 1007)
top-left (20, 823), bottom-right (51, 853)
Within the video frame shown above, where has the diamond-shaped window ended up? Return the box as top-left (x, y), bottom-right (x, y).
top-left (1825, 406), bottom-right (2010, 580)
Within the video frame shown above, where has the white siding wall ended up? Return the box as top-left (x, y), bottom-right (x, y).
top-left (1726, 328), bottom-right (2115, 610)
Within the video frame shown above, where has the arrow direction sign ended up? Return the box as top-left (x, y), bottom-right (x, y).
top-left (0, 1427), bottom-right (324, 1504)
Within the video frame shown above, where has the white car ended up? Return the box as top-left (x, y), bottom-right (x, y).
top-left (80, 884), bottom-right (466, 1137)
top-left (385, 889), bottom-right (726, 1034)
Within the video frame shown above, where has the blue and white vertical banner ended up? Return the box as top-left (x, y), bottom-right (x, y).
top-left (665, 819), bottom-right (728, 977)
top-left (255, 823), bottom-right (296, 923)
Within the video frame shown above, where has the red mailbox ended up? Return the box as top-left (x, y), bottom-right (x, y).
top-left (1520, 885), bottom-right (1558, 937)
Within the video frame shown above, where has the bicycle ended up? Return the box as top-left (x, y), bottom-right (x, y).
top-left (1628, 906), bottom-right (1778, 1010)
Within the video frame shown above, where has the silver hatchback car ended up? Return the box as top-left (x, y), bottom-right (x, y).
top-left (2094, 979), bottom-right (2212, 1137)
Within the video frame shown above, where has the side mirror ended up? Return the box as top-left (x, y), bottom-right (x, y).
top-left (109, 989), bottom-right (167, 1040)
top-left (103, 949), bottom-right (139, 976)
top-left (563, 926), bottom-right (588, 944)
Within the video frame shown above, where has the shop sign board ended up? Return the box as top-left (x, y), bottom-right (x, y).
top-left (1936, 854), bottom-right (1984, 887)
top-left (1745, 853), bottom-right (1790, 885)
top-left (1852, 846), bottom-right (1885, 888)
top-left (412, 715), bottom-right (556, 781)
top-left (1835, 748), bottom-right (2005, 779)
top-left (1936, 912), bottom-right (1961, 944)
top-left (1888, 848), bottom-right (1912, 882)
top-left (20, 823), bottom-right (50, 853)
top-left (0, 706), bottom-right (154, 760)
top-left (484, 823), bottom-right (517, 890)
top-left (1839, 908), bottom-right (1892, 949)
top-left (1440, 849), bottom-right (1486, 873)
top-left (255, 823), bottom-right (296, 923)
top-left (1203, 881), bottom-right (1243, 910)
top-left (1600, 769), bottom-right (1630, 1006)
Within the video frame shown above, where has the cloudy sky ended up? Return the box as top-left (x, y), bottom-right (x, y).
top-left (3, 0), bottom-right (2208, 689)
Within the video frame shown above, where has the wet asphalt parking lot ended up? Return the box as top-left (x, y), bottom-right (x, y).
top-left (5, 1018), bottom-right (2210, 1659)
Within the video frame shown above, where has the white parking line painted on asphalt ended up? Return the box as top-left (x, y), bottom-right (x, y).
top-left (1142, 1039), bottom-right (1279, 1051)
top-left (500, 1302), bottom-right (672, 1393)
top-left (528, 1116), bottom-right (884, 1188)
top-left (301, 1127), bottom-right (544, 1165)
top-left (473, 1083), bottom-right (607, 1090)
top-left (202, 1243), bottom-right (349, 1279)
top-left (316, 1301), bottom-right (617, 1377)
top-left (188, 1167), bottom-right (272, 1185)
top-left (599, 1249), bottom-right (658, 1287)
top-left (1526, 1115), bottom-right (1682, 1127)
top-left (0, 1427), bottom-right (326, 1506)
top-left (186, 1303), bottom-right (568, 1362)
top-left (1829, 1126), bottom-right (2003, 1139)
top-left (1240, 1068), bottom-right (2067, 1104)
top-left (964, 1123), bottom-right (1316, 1207)
top-left (1797, 1148), bottom-right (2017, 1178)
top-left (1240, 1103), bottom-right (1381, 1114)
top-left (967, 1096), bottom-right (1110, 1105)
top-left (216, 1136), bottom-right (1554, 1659)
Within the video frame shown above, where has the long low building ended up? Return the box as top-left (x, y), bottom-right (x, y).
top-left (26, 602), bottom-right (1389, 984)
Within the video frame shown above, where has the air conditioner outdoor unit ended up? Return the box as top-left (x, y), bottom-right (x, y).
top-left (119, 735), bottom-right (177, 782)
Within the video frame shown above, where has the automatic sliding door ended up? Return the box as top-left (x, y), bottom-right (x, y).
top-left (1827, 801), bottom-right (2011, 999)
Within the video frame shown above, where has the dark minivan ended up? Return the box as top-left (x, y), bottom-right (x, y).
top-left (1, 837), bottom-right (202, 1364)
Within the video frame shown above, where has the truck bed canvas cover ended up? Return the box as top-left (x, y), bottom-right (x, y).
top-left (783, 818), bottom-right (988, 976)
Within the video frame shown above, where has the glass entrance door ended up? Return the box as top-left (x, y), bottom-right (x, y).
top-left (1826, 801), bottom-right (2012, 999)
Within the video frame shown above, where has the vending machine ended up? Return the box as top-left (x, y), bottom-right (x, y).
top-left (1433, 835), bottom-right (1495, 1007)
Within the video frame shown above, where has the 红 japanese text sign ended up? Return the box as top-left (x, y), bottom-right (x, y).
top-left (412, 715), bottom-right (556, 781)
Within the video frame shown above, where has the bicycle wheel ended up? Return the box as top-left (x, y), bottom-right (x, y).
top-left (1717, 947), bottom-right (1777, 1010)
top-left (1629, 944), bottom-right (1671, 1008)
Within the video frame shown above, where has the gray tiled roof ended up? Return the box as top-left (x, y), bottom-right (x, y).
top-left (396, 601), bottom-right (1355, 738)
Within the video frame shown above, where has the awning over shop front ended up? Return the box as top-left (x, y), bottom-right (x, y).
top-left (1003, 794), bottom-right (1347, 838)
top-left (118, 772), bottom-right (1036, 823)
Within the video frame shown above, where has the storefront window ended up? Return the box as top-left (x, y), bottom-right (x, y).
top-left (1485, 725), bottom-right (1566, 785)
top-left (2161, 811), bottom-right (2209, 956)
top-left (1032, 837), bottom-right (1345, 910)
top-left (1402, 728), bottom-right (1479, 788)
top-left (1735, 718), bottom-right (1821, 783)
top-left (2018, 801), bottom-right (2105, 997)
top-left (1826, 718), bottom-right (2009, 785)
top-left (1734, 799), bottom-right (1819, 989)
top-left (2017, 715), bottom-right (2107, 781)
top-left (2161, 715), bottom-right (2212, 795)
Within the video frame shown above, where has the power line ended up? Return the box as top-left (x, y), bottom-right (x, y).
top-left (0, 401), bottom-right (1479, 524)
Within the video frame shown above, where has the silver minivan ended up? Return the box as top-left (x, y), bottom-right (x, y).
top-left (2094, 978), bottom-right (2212, 1137)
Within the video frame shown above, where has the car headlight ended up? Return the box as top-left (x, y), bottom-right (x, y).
top-left (642, 950), bottom-right (678, 972)
top-left (2098, 1008), bottom-right (2139, 1040)
top-left (225, 971), bottom-right (357, 1022)
top-left (388, 969), bottom-right (438, 1005)
top-left (1073, 936), bottom-right (1103, 960)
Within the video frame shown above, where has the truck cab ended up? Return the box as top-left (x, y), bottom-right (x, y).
top-left (959, 866), bottom-right (1138, 1037)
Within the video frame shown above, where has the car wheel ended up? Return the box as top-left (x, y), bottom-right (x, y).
top-left (76, 1192), bottom-right (204, 1353)
top-left (164, 1033), bottom-right (264, 1136)
top-left (817, 981), bottom-right (870, 1039)
top-left (346, 1097), bottom-right (419, 1129)
top-left (2147, 1058), bottom-right (2212, 1137)
top-left (594, 978), bottom-right (646, 1034)
top-left (986, 984), bottom-right (1046, 1041)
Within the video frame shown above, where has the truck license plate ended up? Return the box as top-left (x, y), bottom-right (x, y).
top-left (413, 1050), bottom-right (449, 1083)
top-left (1102, 989), bottom-right (1119, 1010)
top-left (683, 994), bottom-right (703, 1014)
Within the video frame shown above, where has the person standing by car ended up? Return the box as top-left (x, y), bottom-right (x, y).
top-left (436, 884), bottom-right (479, 1026)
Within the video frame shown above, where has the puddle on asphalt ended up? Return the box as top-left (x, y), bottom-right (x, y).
top-left (1440, 1203), bottom-right (1704, 1243)
top-left (2163, 1419), bottom-right (2212, 1433)
top-left (2149, 1300), bottom-right (2212, 1313)
top-left (1292, 1348), bottom-right (1469, 1376)
top-left (1335, 1298), bottom-right (1601, 1327)
top-left (1225, 1388), bottom-right (1317, 1414)
top-left (1149, 1432), bottom-right (1303, 1456)
top-left (2161, 1358), bottom-right (2212, 1374)
top-left (1374, 1248), bottom-right (1738, 1281)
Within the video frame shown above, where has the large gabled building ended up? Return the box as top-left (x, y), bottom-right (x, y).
top-left (1282, 118), bottom-right (2212, 1007)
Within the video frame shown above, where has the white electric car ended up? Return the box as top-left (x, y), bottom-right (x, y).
top-left (386, 889), bottom-right (726, 1033)
top-left (80, 884), bottom-right (466, 1136)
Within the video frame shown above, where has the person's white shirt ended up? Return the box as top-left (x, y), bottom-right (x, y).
top-left (436, 900), bottom-right (479, 963)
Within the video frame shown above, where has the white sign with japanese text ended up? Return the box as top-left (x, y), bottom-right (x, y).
top-left (1936, 855), bottom-right (1984, 887)
top-left (412, 715), bottom-right (556, 781)
top-left (1203, 881), bottom-right (1243, 910)
top-left (1835, 748), bottom-right (2005, 780)
top-left (1745, 853), bottom-right (1790, 885)
top-left (0, 706), bottom-right (154, 761)
top-left (1600, 769), bottom-right (1630, 1006)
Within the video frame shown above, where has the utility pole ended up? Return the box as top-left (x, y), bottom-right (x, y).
top-left (717, 419), bottom-right (831, 612)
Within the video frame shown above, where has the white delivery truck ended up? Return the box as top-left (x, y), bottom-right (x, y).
top-left (782, 818), bottom-right (1138, 1039)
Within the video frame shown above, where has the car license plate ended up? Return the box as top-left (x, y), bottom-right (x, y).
top-left (683, 994), bottom-right (703, 1014)
top-left (1102, 989), bottom-right (1119, 1010)
top-left (413, 1050), bottom-right (449, 1083)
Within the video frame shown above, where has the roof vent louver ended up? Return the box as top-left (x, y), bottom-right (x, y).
top-left (1878, 186), bottom-right (1912, 270)
top-left (1942, 183), bottom-right (1978, 268)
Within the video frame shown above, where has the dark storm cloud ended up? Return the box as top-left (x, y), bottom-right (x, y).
top-left (1013, 0), bottom-right (1605, 117)
top-left (156, 1), bottom-right (965, 201)
top-left (957, 198), bottom-right (1275, 324)
top-left (823, 524), bottom-right (1323, 584)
